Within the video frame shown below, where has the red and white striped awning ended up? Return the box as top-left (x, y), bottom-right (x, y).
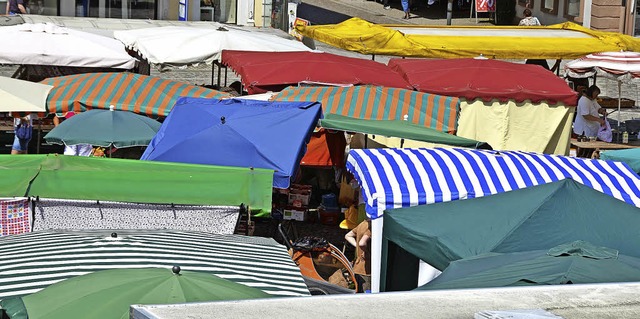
top-left (565, 51), bottom-right (640, 79)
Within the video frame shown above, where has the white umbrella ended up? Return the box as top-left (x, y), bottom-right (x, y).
top-left (565, 51), bottom-right (640, 125)
top-left (0, 76), bottom-right (52, 112)
top-left (113, 26), bottom-right (311, 70)
top-left (0, 23), bottom-right (136, 69)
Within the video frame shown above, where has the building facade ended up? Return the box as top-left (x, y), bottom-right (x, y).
top-left (517, 0), bottom-right (640, 35)
top-left (0, 0), bottom-right (272, 26)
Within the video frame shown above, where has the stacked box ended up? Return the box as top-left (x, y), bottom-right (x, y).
top-left (284, 184), bottom-right (312, 221)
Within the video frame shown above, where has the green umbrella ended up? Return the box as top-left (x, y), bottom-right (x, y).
top-left (44, 106), bottom-right (162, 148)
top-left (417, 241), bottom-right (640, 291)
top-left (320, 113), bottom-right (491, 149)
top-left (1, 267), bottom-right (272, 319)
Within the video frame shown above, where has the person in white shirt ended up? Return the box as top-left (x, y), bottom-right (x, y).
top-left (573, 85), bottom-right (607, 138)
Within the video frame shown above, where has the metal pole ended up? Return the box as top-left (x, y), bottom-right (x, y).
top-left (447, 0), bottom-right (453, 25)
top-left (36, 118), bottom-right (41, 154)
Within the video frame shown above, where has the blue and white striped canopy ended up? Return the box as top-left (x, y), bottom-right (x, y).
top-left (346, 148), bottom-right (640, 219)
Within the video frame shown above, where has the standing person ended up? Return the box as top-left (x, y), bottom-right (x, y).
top-left (5, 0), bottom-right (27, 14)
top-left (573, 85), bottom-right (607, 138)
top-left (401, 0), bottom-right (410, 18)
top-left (345, 219), bottom-right (371, 292)
top-left (11, 114), bottom-right (32, 155)
top-left (518, 8), bottom-right (541, 26)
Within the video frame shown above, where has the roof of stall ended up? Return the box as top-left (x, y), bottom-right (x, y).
top-left (295, 18), bottom-right (640, 60)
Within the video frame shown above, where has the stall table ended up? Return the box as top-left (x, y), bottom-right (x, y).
top-left (571, 138), bottom-right (640, 158)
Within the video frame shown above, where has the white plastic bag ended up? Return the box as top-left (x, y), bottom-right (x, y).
top-left (597, 119), bottom-right (612, 143)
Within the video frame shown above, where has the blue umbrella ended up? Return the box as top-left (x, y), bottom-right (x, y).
top-left (141, 98), bottom-right (322, 188)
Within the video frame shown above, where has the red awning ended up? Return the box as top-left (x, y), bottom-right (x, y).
top-left (388, 58), bottom-right (578, 106)
top-left (300, 128), bottom-right (346, 167)
top-left (222, 50), bottom-right (413, 94)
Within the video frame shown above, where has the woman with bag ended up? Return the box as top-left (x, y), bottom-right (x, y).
top-left (11, 114), bottom-right (32, 154)
top-left (573, 85), bottom-right (607, 138)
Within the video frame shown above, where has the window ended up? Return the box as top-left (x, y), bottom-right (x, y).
top-left (541, 0), bottom-right (558, 14)
top-left (565, 0), bottom-right (581, 18)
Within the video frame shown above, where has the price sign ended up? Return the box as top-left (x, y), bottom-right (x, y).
top-left (475, 0), bottom-right (496, 12)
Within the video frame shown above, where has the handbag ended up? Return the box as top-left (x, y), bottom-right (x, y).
top-left (338, 175), bottom-right (357, 206)
top-left (597, 119), bottom-right (612, 143)
top-left (15, 123), bottom-right (32, 140)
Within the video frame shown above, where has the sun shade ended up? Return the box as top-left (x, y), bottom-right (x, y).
top-left (42, 72), bottom-right (231, 117)
top-left (295, 17), bottom-right (640, 59)
top-left (221, 50), bottom-right (413, 94)
top-left (389, 58), bottom-right (578, 105)
top-left (272, 86), bottom-right (459, 133)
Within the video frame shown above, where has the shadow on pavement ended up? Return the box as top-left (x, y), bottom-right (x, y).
top-left (297, 3), bottom-right (353, 25)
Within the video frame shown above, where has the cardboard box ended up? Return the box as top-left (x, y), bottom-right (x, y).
top-left (283, 208), bottom-right (306, 221)
top-left (288, 193), bottom-right (310, 207)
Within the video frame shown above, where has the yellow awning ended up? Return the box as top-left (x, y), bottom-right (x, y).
top-left (296, 17), bottom-right (640, 60)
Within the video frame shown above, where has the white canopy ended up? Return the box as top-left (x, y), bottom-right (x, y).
top-left (0, 76), bottom-right (51, 112)
top-left (0, 23), bottom-right (136, 69)
top-left (113, 26), bottom-right (312, 70)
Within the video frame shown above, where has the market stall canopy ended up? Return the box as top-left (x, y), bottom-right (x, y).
top-left (0, 23), bottom-right (135, 68)
top-left (389, 58), bottom-right (578, 105)
top-left (0, 77), bottom-right (51, 112)
top-left (141, 98), bottom-right (323, 189)
top-left (383, 179), bottom-right (640, 273)
top-left (42, 72), bottom-right (230, 117)
top-left (320, 113), bottom-right (490, 149)
top-left (565, 51), bottom-right (640, 78)
top-left (0, 229), bottom-right (310, 300)
top-left (294, 18), bottom-right (640, 59)
top-left (601, 148), bottom-right (640, 174)
top-left (1, 268), bottom-right (272, 319)
top-left (272, 86), bottom-right (459, 133)
top-left (0, 154), bottom-right (273, 213)
top-left (221, 50), bottom-right (413, 94)
top-left (417, 241), bottom-right (640, 290)
top-left (346, 148), bottom-right (640, 219)
top-left (44, 106), bottom-right (161, 148)
top-left (113, 26), bottom-right (311, 70)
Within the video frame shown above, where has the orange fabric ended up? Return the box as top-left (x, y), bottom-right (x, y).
top-left (300, 129), bottom-right (346, 167)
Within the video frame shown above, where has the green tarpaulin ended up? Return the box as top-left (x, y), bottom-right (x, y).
top-left (601, 148), bottom-right (640, 174)
top-left (0, 154), bottom-right (273, 215)
top-left (382, 179), bottom-right (640, 291)
top-left (320, 113), bottom-right (490, 149)
top-left (417, 241), bottom-right (640, 290)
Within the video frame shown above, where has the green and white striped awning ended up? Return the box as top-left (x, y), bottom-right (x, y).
top-left (0, 230), bottom-right (310, 299)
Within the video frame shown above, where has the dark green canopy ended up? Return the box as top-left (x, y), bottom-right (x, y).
top-left (382, 179), bottom-right (640, 290)
top-left (418, 241), bottom-right (640, 290)
top-left (320, 113), bottom-right (491, 149)
top-left (0, 154), bottom-right (273, 215)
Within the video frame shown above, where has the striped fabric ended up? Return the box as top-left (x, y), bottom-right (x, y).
top-left (346, 148), bottom-right (640, 219)
top-left (42, 72), bottom-right (231, 117)
top-left (0, 230), bottom-right (310, 299)
top-left (565, 51), bottom-right (640, 78)
top-left (272, 86), bottom-right (460, 133)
